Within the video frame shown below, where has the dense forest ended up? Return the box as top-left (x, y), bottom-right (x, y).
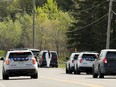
top-left (0, 0), bottom-right (116, 56)
top-left (66, 0), bottom-right (116, 52)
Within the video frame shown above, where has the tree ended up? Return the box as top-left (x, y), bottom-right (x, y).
top-left (56, 0), bottom-right (75, 11)
top-left (0, 0), bottom-right (11, 20)
top-left (35, 0), bottom-right (73, 56)
top-left (0, 16), bottom-right (21, 50)
top-left (67, 0), bottom-right (109, 52)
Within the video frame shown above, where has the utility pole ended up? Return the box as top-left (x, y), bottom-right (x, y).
top-left (32, 0), bottom-right (35, 48)
top-left (106, 0), bottom-right (113, 49)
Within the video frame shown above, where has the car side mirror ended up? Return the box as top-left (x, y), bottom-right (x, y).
top-left (66, 57), bottom-right (69, 60)
top-left (0, 57), bottom-right (4, 61)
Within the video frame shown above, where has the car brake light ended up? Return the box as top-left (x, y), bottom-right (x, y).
top-left (72, 60), bottom-right (74, 63)
top-left (42, 56), bottom-right (44, 60)
top-left (80, 59), bottom-right (83, 63)
top-left (103, 58), bottom-right (107, 64)
top-left (32, 58), bottom-right (36, 64)
top-left (6, 59), bottom-right (9, 65)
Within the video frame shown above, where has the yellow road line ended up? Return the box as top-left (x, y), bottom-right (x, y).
top-left (40, 76), bottom-right (104, 87)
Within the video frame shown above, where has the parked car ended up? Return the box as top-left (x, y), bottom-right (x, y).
top-left (29, 49), bottom-right (40, 56)
top-left (39, 50), bottom-right (58, 67)
top-left (74, 52), bottom-right (98, 74)
top-left (92, 49), bottom-right (116, 78)
top-left (66, 52), bottom-right (80, 74)
top-left (2, 50), bottom-right (38, 80)
top-left (10, 48), bottom-right (40, 67)
top-left (50, 51), bottom-right (58, 67)
top-left (28, 49), bottom-right (40, 67)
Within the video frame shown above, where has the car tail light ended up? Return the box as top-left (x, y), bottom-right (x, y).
top-left (6, 59), bottom-right (9, 65)
top-left (42, 56), bottom-right (44, 60)
top-left (103, 58), bottom-right (107, 64)
top-left (80, 59), bottom-right (83, 63)
top-left (72, 60), bottom-right (74, 63)
top-left (32, 58), bottom-right (36, 64)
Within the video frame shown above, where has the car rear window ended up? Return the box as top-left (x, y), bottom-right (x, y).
top-left (51, 52), bottom-right (57, 59)
top-left (82, 54), bottom-right (97, 61)
top-left (106, 52), bottom-right (116, 60)
top-left (9, 52), bottom-right (32, 58)
top-left (74, 54), bottom-right (79, 60)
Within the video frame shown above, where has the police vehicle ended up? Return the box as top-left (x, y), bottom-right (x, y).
top-left (2, 50), bottom-right (38, 80)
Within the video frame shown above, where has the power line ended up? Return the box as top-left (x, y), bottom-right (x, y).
top-left (112, 10), bottom-right (116, 15)
top-left (68, 13), bottom-right (108, 33)
top-left (0, 1), bottom-right (108, 14)
top-left (76, 1), bottom-right (108, 12)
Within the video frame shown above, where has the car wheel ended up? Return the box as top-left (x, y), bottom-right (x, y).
top-left (66, 64), bottom-right (69, 74)
top-left (98, 67), bottom-right (104, 78)
top-left (31, 73), bottom-right (38, 79)
top-left (38, 64), bottom-right (40, 67)
top-left (55, 65), bottom-right (58, 68)
top-left (74, 64), bottom-right (77, 74)
top-left (75, 64), bottom-right (80, 74)
top-left (2, 71), bottom-right (9, 80)
top-left (68, 64), bottom-right (72, 74)
top-left (74, 66), bottom-right (77, 74)
top-left (92, 68), bottom-right (98, 78)
top-left (76, 68), bottom-right (80, 74)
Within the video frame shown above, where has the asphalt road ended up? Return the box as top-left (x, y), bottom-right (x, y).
top-left (0, 61), bottom-right (116, 87)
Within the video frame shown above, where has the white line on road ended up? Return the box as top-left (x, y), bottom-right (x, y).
top-left (40, 76), bottom-right (104, 87)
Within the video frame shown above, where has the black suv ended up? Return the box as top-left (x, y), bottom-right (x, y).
top-left (92, 49), bottom-right (116, 78)
top-left (39, 50), bottom-right (58, 67)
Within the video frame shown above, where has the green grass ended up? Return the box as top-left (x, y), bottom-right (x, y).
top-left (58, 63), bottom-right (65, 68)
top-left (0, 50), bottom-right (6, 57)
top-left (58, 57), bottom-right (66, 68)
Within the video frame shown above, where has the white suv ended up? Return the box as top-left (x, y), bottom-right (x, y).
top-left (74, 52), bottom-right (98, 74)
top-left (2, 50), bottom-right (38, 80)
top-left (66, 52), bottom-right (80, 74)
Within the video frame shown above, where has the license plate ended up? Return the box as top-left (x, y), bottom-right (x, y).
top-left (83, 62), bottom-right (87, 64)
top-left (18, 61), bottom-right (24, 64)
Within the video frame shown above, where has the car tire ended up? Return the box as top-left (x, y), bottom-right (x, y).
top-left (74, 64), bottom-right (77, 74)
top-left (98, 66), bottom-right (104, 78)
top-left (68, 64), bottom-right (72, 74)
top-left (76, 68), bottom-right (80, 74)
top-left (31, 73), bottom-right (38, 79)
top-left (86, 72), bottom-right (90, 75)
top-left (66, 67), bottom-right (68, 74)
top-left (54, 65), bottom-right (58, 68)
top-left (74, 68), bottom-right (77, 74)
top-left (92, 68), bottom-right (98, 78)
top-left (2, 71), bottom-right (9, 80)
top-left (76, 65), bottom-right (80, 74)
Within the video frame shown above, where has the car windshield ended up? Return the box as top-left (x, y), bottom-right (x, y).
top-left (9, 52), bottom-right (32, 58)
top-left (82, 54), bottom-right (97, 61)
top-left (74, 54), bottom-right (79, 60)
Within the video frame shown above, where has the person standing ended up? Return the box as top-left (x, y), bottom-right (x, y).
top-left (45, 50), bottom-right (52, 68)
